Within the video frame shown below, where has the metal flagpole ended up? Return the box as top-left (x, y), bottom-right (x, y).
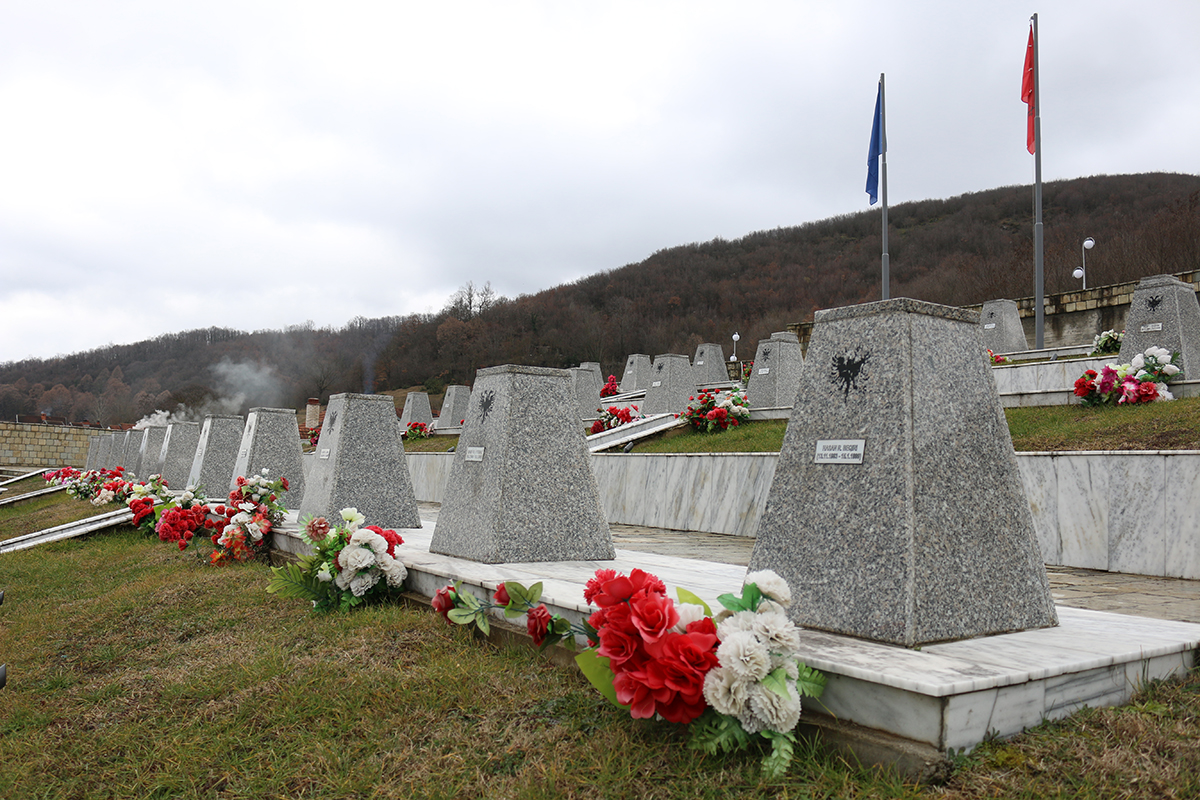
top-left (880, 73), bottom-right (889, 301)
top-left (1032, 14), bottom-right (1044, 349)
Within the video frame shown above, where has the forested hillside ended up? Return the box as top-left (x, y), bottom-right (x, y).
top-left (2, 172), bottom-right (1197, 425)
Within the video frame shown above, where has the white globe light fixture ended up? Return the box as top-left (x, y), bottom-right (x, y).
top-left (1075, 237), bottom-right (1095, 289)
top-left (730, 332), bottom-right (740, 361)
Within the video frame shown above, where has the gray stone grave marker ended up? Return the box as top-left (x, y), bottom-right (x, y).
top-left (435, 385), bottom-right (471, 430)
top-left (430, 364), bottom-right (614, 563)
top-left (124, 429), bottom-right (148, 477)
top-left (398, 391), bottom-right (434, 430)
top-left (642, 354), bottom-right (698, 415)
top-left (94, 433), bottom-right (113, 471)
top-left (187, 415), bottom-right (245, 497)
top-left (112, 431), bottom-right (134, 470)
top-left (299, 393), bottom-right (421, 528)
top-left (1118, 274), bottom-right (1200, 377)
top-left (134, 426), bottom-right (168, 479)
top-left (692, 343), bottom-right (730, 385)
top-left (979, 299), bottom-right (1029, 354)
top-left (746, 331), bottom-right (804, 408)
top-left (84, 435), bottom-right (101, 471)
top-left (747, 298), bottom-right (1058, 647)
top-left (580, 361), bottom-right (605, 394)
top-left (569, 367), bottom-right (602, 420)
top-left (618, 354), bottom-right (652, 393)
top-left (158, 421), bottom-right (201, 490)
top-left (231, 407), bottom-right (307, 505)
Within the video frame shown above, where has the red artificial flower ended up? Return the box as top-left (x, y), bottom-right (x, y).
top-left (596, 622), bottom-right (644, 669)
top-left (493, 583), bottom-right (511, 605)
top-left (1138, 381), bottom-right (1159, 402)
top-left (584, 569), bottom-right (618, 604)
top-left (431, 585), bottom-right (456, 620)
top-left (526, 604), bottom-right (552, 646)
top-left (280, 477), bottom-right (289, 491)
top-left (629, 589), bottom-right (679, 645)
top-left (1073, 376), bottom-right (1096, 398)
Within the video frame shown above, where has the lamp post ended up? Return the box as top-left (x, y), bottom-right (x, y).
top-left (1072, 237), bottom-right (1095, 290)
top-left (730, 332), bottom-right (740, 361)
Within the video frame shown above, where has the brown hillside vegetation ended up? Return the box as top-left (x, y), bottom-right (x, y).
top-left (1, 172), bottom-right (1197, 425)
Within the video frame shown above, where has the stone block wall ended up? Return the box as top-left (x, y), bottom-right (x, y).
top-left (790, 268), bottom-right (1200, 354)
top-left (0, 421), bottom-right (104, 468)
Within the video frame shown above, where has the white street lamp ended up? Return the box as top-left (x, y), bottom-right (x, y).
top-left (730, 332), bottom-right (740, 361)
top-left (1072, 237), bottom-right (1095, 289)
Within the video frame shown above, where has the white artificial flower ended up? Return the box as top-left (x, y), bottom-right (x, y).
top-left (1131, 354), bottom-right (1145, 370)
top-left (232, 511), bottom-right (251, 525)
top-left (340, 507), bottom-right (365, 531)
top-left (747, 682), bottom-right (802, 734)
top-left (718, 630), bottom-right (772, 682)
top-left (673, 602), bottom-right (708, 632)
top-left (745, 570), bottom-right (792, 607)
top-left (238, 502), bottom-right (255, 514)
top-left (245, 521), bottom-right (263, 542)
top-left (316, 566), bottom-right (333, 583)
top-left (261, 468), bottom-right (270, 476)
top-left (752, 610), bottom-right (802, 653)
top-left (1164, 364), bottom-right (1181, 376)
top-left (180, 491), bottom-right (194, 503)
top-left (341, 544), bottom-right (377, 573)
top-left (716, 610), bottom-right (758, 640)
top-left (349, 570), bottom-right (380, 597)
top-left (702, 667), bottom-right (752, 717)
top-left (349, 529), bottom-right (388, 555)
top-left (1156, 383), bottom-right (1175, 401)
top-left (377, 554), bottom-right (408, 587)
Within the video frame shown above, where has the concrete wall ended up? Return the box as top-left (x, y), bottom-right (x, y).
top-left (0, 421), bottom-right (105, 468)
top-left (791, 269), bottom-right (1200, 354)
top-left (406, 449), bottom-right (1200, 579)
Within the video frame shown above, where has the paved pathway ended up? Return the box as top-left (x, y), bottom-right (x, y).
top-left (610, 522), bottom-right (1200, 626)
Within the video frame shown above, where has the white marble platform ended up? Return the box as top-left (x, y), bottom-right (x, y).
top-left (273, 506), bottom-right (1200, 756)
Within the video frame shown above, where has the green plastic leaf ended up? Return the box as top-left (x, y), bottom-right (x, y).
top-left (574, 650), bottom-right (624, 709)
top-left (526, 581), bottom-right (544, 604)
top-left (459, 592), bottom-right (481, 610)
top-left (795, 663), bottom-right (827, 699)
top-left (675, 587), bottom-right (712, 616)
top-left (504, 581), bottom-right (530, 606)
top-left (761, 667), bottom-right (792, 699)
top-left (759, 730), bottom-right (795, 780)
top-left (447, 608), bottom-right (477, 626)
top-left (503, 606), bottom-right (524, 619)
top-left (741, 582), bottom-right (763, 611)
top-left (716, 592), bottom-right (749, 613)
top-left (551, 617), bottom-right (572, 634)
top-left (474, 613), bottom-right (491, 636)
top-left (264, 562), bottom-right (319, 602)
top-left (687, 710), bottom-right (751, 755)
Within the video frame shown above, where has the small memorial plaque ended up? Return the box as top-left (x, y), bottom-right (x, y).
top-left (696, 360), bottom-right (704, 365)
top-left (465, 446), bottom-right (485, 462)
top-left (319, 448), bottom-right (331, 459)
top-left (983, 323), bottom-right (996, 330)
top-left (758, 367), bottom-right (770, 375)
top-left (814, 439), bottom-right (866, 465)
top-left (651, 380), bottom-right (662, 387)
top-left (1140, 322), bottom-right (1163, 332)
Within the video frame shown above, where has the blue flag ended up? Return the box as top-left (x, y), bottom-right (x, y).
top-left (866, 81), bottom-right (883, 205)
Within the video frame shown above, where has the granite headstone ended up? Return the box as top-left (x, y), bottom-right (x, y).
top-left (430, 364), bottom-right (614, 563)
top-left (299, 393), bottom-right (421, 528)
top-left (435, 385), bottom-right (471, 430)
top-left (642, 354), bottom-right (698, 415)
top-left (398, 391), bottom-right (434, 430)
top-left (618, 354), bottom-right (652, 393)
top-left (747, 298), bottom-right (1058, 647)
top-left (158, 421), bottom-right (201, 490)
top-left (1117, 274), bottom-right (1200, 378)
top-left (187, 415), bottom-right (245, 496)
top-left (94, 433), bottom-right (114, 472)
top-left (231, 407), bottom-right (307, 505)
top-left (134, 426), bottom-right (168, 479)
top-left (84, 435), bottom-right (101, 471)
top-left (580, 361), bottom-right (605, 394)
top-left (691, 343), bottom-right (730, 385)
top-left (569, 367), bottom-right (602, 420)
top-left (112, 431), bottom-right (134, 470)
top-left (979, 299), bottom-right (1029, 354)
top-left (746, 331), bottom-right (804, 408)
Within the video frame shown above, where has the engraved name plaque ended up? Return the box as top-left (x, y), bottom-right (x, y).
top-left (814, 439), bottom-right (866, 464)
top-left (465, 446), bottom-right (485, 462)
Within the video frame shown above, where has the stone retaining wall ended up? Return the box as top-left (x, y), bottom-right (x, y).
top-left (0, 421), bottom-right (105, 468)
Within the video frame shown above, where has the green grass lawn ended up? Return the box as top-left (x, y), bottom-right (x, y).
top-left (1, 493), bottom-right (1198, 798)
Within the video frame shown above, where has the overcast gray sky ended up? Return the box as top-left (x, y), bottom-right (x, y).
top-left (2, 0), bottom-right (1197, 364)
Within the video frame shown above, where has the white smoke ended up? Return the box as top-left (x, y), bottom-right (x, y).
top-left (130, 359), bottom-right (285, 428)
